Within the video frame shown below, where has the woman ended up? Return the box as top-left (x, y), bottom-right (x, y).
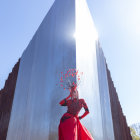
top-left (58, 85), bottom-right (94, 140)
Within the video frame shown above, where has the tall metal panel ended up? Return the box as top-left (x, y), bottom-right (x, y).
top-left (7, 0), bottom-right (115, 140)
top-left (76, 0), bottom-right (103, 140)
top-left (75, 0), bottom-right (103, 139)
top-left (96, 43), bottom-right (115, 140)
top-left (75, 0), bottom-right (115, 139)
top-left (6, 0), bottom-right (76, 139)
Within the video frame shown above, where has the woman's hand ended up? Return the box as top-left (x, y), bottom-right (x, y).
top-left (59, 93), bottom-right (71, 105)
top-left (78, 116), bottom-right (82, 120)
top-left (78, 111), bottom-right (89, 120)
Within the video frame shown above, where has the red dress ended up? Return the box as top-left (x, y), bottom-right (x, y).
top-left (59, 98), bottom-right (94, 140)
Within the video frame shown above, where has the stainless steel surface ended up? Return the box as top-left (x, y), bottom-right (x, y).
top-left (75, 0), bottom-right (114, 139)
top-left (76, 0), bottom-right (103, 139)
top-left (96, 43), bottom-right (115, 140)
top-left (7, 0), bottom-right (115, 139)
top-left (7, 0), bottom-right (76, 139)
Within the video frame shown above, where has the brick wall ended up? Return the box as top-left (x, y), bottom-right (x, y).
top-left (106, 64), bottom-right (132, 140)
top-left (0, 59), bottom-right (20, 140)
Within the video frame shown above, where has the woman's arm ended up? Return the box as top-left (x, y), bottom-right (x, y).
top-left (79, 110), bottom-right (89, 120)
top-left (78, 99), bottom-right (89, 120)
top-left (59, 94), bottom-right (71, 106)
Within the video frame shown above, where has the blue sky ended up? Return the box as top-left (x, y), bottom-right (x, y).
top-left (0, 0), bottom-right (140, 125)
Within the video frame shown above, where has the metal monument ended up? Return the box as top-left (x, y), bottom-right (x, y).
top-left (7, 0), bottom-right (115, 139)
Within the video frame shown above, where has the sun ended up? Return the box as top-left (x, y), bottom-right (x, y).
top-left (73, 32), bottom-right (77, 39)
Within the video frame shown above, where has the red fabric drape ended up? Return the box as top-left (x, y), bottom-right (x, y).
top-left (59, 113), bottom-right (94, 140)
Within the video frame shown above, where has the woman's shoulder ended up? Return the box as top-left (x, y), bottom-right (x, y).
top-left (79, 98), bottom-right (85, 100)
top-left (79, 98), bottom-right (85, 103)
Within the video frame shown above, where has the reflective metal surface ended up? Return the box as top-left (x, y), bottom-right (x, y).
top-left (76, 0), bottom-right (103, 139)
top-left (7, 0), bottom-right (76, 139)
top-left (7, 0), bottom-right (115, 140)
top-left (96, 43), bottom-right (115, 140)
top-left (76, 0), bottom-right (114, 139)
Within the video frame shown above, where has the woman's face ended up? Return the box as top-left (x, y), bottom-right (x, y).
top-left (71, 89), bottom-right (79, 99)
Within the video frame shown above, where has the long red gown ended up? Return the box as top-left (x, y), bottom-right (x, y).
top-left (58, 98), bottom-right (94, 140)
